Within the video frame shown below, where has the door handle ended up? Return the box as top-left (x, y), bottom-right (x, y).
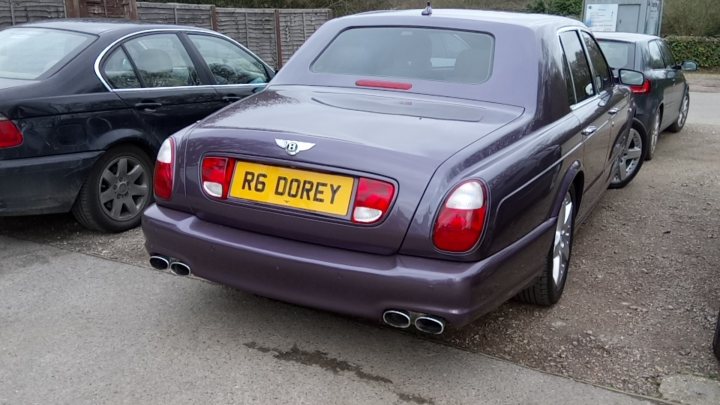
top-left (134, 101), bottom-right (162, 111)
top-left (608, 108), bottom-right (620, 115)
top-left (581, 126), bottom-right (597, 136)
top-left (222, 95), bottom-right (242, 103)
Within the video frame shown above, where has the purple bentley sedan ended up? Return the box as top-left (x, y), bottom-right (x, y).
top-left (142, 9), bottom-right (644, 334)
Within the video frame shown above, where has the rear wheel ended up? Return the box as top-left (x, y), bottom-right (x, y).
top-left (610, 126), bottom-right (645, 189)
top-left (646, 110), bottom-right (661, 161)
top-left (517, 185), bottom-right (576, 306)
top-left (72, 145), bottom-right (153, 232)
top-left (668, 92), bottom-right (689, 133)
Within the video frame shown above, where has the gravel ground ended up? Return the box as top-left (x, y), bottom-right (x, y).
top-left (2, 89), bottom-right (719, 399)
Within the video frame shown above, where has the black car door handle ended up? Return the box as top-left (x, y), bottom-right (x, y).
top-left (581, 126), bottom-right (597, 136)
top-left (134, 101), bottom-right (162, 110)
top-left (222, 95), bottom-right (242, 103)
top-left (608, 108), bottom-right (620, 115)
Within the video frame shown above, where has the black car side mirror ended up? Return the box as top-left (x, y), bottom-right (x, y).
top-left (618, 69), bottom-right (645, 86)
top-left (679, 60), bottom-right (698, 71)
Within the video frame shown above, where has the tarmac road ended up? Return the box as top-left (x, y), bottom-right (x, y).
top-left (0, 236), bottom-right (653, 404)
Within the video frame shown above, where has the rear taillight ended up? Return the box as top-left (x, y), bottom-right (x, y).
top-left (351, 178), bottom-right (395, 224)
top-left (630, 80), bottom-right (651, 94)
top-left (153, 138), bottom-right (175, 200)
top-left (0, 116), bottom-right (23, 149)
top-left (201, 156), bottom-right (236, 199)
top-left (433, 180), bottom-right (487, 252)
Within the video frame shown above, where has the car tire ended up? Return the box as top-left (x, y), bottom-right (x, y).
top-left (610, 125), bottom-right (645, 189)
top-left (72, 145), bottom-right (154, 233)
top-left (517, 185), bottom-right (576, 306)
top-left (713, 309), bottom-right (720, 361)
top-left (668, 92), bottom-right (689, 133)
top-left (646, 110), bottom-right (661, 161)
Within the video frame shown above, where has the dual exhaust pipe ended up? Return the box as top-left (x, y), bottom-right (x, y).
top-left (383, 310), bottom-right (446, 335)
top-left (149, 255), bottom-right (191, 276)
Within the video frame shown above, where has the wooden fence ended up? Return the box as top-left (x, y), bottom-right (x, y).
top-left (0, 0), bottom-right (331, 68)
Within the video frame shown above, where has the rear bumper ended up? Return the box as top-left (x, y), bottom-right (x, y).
top-left (0, 151), bottom-right (102, 216)
top-left (142, 204), bottom-right (555, 328)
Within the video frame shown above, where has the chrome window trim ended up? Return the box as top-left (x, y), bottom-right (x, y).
top-left (557, 26), bottom-right (604, 109)
top-left (112, 83), bottom-right (264, 93)
top-left (94, 28), bottom-right (273, 92)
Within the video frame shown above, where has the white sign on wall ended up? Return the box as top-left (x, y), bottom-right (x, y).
top-left (584, 3), bottom-right (619, 32)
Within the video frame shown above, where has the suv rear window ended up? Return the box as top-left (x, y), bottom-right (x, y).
top-left (0, 28), bottom-right (95, 80)
top-left (311, 27), bottom-right (494, 84)
top-left (597, 40), bottom-right (635, 70)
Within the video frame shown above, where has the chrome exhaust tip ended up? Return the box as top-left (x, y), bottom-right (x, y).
top-left (415, 316), bottom-right (445, 335)
top-left (149, 255), bottom-right (169, 270)
top-left (169, 262), bottom-right (191, 276)
top-left (383, 310), bottom-right (411, 329)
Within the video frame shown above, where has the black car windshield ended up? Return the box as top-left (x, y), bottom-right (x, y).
top-left (597, 40), bottom-right (635, 70)
top-left (311, 27), bottom-right (494, 84)
top-left (0, 28), bottom-right (95, 80)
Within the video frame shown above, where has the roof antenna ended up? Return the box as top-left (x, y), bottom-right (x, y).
top-left (422, 1), bottom-right (432, 16)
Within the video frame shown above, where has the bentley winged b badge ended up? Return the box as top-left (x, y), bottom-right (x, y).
top-left (275, 139), bottom-right (315, 156)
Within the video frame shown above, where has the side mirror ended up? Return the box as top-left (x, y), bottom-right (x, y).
top-left (619, 69), bottom-right (645, 86)
top-left (681, 60), bottom-right (698, 71)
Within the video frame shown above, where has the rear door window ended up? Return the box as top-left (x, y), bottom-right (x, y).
top-left (581, 32), bottom-right (613, 93)
top-left (658, 41), bottom-right (676, 68)
top-left (0, 28), bottom-right (95, 80)
top-left (103, 48), bottom-right (141, 89)
top-left (122, 33), bottom-right (199, 88)
top-left (647, 41), bottom-right (666, 70)
top-left (311, 27), bottom-right (494, 84)
top-left (188, 34), bottom-right (269, 85)
top-left (560, 30), bottom-right (596, 104)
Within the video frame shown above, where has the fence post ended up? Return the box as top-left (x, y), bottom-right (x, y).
top-left (9, 1), bottom-right (15, 25)
top-left (274, 9), bottom-right (283, 69)
top-left (210, 5), bottom-right (218, 31)
top-left (124, 0), bottom-right (137, 20)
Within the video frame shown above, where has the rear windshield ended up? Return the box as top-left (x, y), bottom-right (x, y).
top-left (0, 28), bottom-right (95, 80)
top-left (311, 27), bottom-right (494, 84)
top-left (597, 40), bottom-right (635, 70)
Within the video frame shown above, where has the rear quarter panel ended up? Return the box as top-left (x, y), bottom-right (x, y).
top-left (400, 25), bottom-right (585, 260)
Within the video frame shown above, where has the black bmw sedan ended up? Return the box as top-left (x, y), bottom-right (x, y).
top-left (0, 20), bottom-right (273, 232)
top-left (596, 32), bottom-right (697, 162)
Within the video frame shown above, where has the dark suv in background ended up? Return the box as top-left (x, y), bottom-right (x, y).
top-left (596, 33), bottom-right (697, 161)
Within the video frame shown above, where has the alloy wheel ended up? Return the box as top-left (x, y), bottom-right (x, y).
top-left (650, 112), bottom-right (660, 157)
top-left (552, 192), bottom-right (573, 286)
top-left (678, 94), bottom-right (689, 128)
top-left (98, 156), bottom-right (149, 221)
top-left (613, 128), bottom-right (643, 184)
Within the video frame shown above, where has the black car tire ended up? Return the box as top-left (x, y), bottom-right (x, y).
top-left (645, 110), bottom-right (661, 161)
top-left (72, 145), bottom-right (154, 232)
top-left (517, 185), bottom-right (576, 306)
top-left (713, 309), bottom-right (720, 361)
top-left (609, 125), bottom-right (646, 189)
top-left (668, 92), bottom-right (690, 133)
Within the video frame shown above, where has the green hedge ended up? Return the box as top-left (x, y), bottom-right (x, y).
top-left (665, 36), bottom-right (720, 68)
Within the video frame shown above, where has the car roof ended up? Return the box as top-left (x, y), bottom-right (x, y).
top-left (593, 32), bottom-right (659, 43)
top-left (13, 19), bottom-right (215, 36)
top-left (349, 8), bottom-right (585, 31)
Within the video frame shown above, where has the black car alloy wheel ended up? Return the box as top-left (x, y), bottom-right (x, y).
top-left (72, 145), bottom-right (153, 232)
top-left (669, 92), bottom-right (690, 133)
top-left (610, 126), bottom-right (645, 188)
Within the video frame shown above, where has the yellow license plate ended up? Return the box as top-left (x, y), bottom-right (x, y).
top-left (229, 161), bottom-right (355, 216)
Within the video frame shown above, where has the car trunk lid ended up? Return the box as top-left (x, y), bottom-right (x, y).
top-left (183, 86), bottom-right (523, 254)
